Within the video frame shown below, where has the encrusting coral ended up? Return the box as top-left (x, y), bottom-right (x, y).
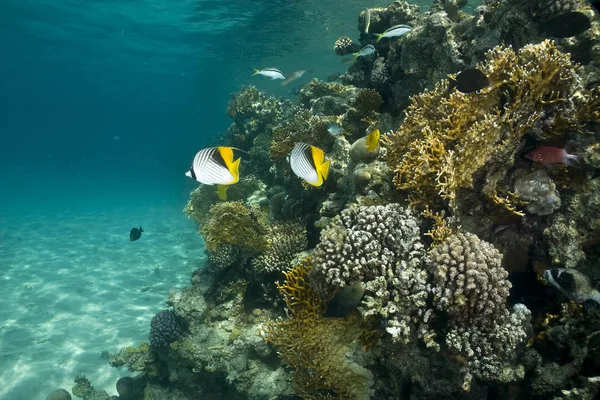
top-left (383, 40), bottom-right (598, 215)
top-left (259, 260), bottom-right (375, 400)
top-left (201, 201), bottom-right (270, 255)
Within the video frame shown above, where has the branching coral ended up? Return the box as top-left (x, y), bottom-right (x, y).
top-left (251, 221), bottom-right (307, 274)
top-left (202, 201), bottom-right (270, 255)
top-left (309, 204), bottom-right (432, 345)
top-left (428, 232), bottom-right (530, 382)
top-left (383, 40), bottom-right (596, 214)
top-left (259, 260), bottom-right (374, 400)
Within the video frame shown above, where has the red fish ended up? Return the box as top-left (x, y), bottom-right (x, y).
top-left (524, 146), bottom-right (582, 166)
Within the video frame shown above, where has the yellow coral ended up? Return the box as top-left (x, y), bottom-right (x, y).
top-left (384, 40), bottom-right (595, 214)
top-left (201, 201), bottom-right (270, 254)
top-left (259, 260), bottom-right (374, 400)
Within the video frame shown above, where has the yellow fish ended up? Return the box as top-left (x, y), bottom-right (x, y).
top-left (288, 142), bottom-right (330, 187)
top-left (365, 129), bottom-right (380, 152)
top-left (216, 184), bottom-right (228, 201)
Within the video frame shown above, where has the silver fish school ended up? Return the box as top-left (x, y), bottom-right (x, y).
top-left (288, 142), bottom-right (330, 187)
top-left (185, 146), bottom-right (241, 185)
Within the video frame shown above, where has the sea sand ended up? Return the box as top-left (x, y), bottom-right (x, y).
top-left (0, 200), bottom-right (204, 399)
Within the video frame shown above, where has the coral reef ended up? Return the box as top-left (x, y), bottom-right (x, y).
top-left (514, 169), bottom-right (561, 216)
top-left (383, 40), bottom-right (597, 216)
top-left (259, 261), bottom-right (375, 400)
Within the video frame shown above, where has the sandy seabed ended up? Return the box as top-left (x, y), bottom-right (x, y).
top-left (0, 203), bottom-right (204, 400)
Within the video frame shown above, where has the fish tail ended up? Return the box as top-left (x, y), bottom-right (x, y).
top-left (252, 68), bottom-right (260, 76)
top-left (564, 153), bottom-right (584, 168)
top-left (140, 226), bottom-right (143, 232)
top-left (375, 33), bottom-right (383, 43)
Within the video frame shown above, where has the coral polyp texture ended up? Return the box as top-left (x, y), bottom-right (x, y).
top-left (428, 232), bottom-right (530, 382)
top-left (259, 261), bottom-right (375, 400)
top-left (251, 221), bottom-right (307, 274)
top-left (149, 310), bottom-right (182, 348)
top-left (383, 40), bottom-right (598, 215)
top-left (201, 201), bottom-right (270, 255)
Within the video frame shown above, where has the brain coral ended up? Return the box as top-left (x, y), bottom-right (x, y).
top-left (149, 310), bottom-right (182, 347)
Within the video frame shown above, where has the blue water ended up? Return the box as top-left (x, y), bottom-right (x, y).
top-left (0, 0), bottom-right (425, 398)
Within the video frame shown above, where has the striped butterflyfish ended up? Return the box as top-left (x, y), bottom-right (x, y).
top-left (288, 142), bottom-right (330, 187)
top-left (185, 146), bottom-right (241, 185)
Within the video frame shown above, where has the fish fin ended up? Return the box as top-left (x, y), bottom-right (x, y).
top-left (341, 57), bottom-right (354, 64)
top-left (447, 77), bottom-right (458, 91)
top-left (140, 226), bottom-right (143, 232)
top-left (252, 69), bottom-right (260, 76)
top-left (229, 157), bottom-right (241, 184)
top-left (185, 170), bottom-right (192, 178)
top-left (216, 184), bottom-right (228, 201)
top-left (320, 159), bottom-right (331, 181)
top-left (375, 33), bottom-right (383, 43)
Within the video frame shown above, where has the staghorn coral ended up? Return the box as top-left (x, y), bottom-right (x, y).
top-left (202, 201), bottom-right (270, 255)
top-left (428, 232), bottom-right (530, 382)
top-left (383, 40), bottom-right (596, 214)
top-left (259, 261), bottom-right (375, 400)
top-left (251, 221), bottom-right (307, 274)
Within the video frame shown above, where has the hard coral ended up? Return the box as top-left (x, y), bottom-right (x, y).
top-left (384, 40), bottom-right (595, 214)
top-left (428, 232), bottom-right (530, 382)
top-left (149, 310), bottom-right (182, 347)
top-left (309, 204), bottom-right (431, 345)
top-left (269, 109), bottom-right (334, 162)
top-left (251, 221), bottom-right (307, 274)
top-left (259, 260), bottom-right (375, 400)
top-left (334, 36), bottom-right (361, 56)
top-left (202, 201), bottom-right (270, 255)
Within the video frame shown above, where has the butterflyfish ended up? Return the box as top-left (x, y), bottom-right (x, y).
top-left (365, 129), bottom-right (380, 152)
top-left (216, 184), bottom-right (229, 201)
top-left (288, 142), bottom-right (330, 187)
top-left (185, 146), bottom-right (241, 185)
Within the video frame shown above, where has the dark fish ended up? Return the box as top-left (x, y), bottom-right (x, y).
top-left (325, 282), bottom-right (365, 317)
top-left (327, 73), bottom-right (341, 82)
top-left (130, 226), bottom-right (143, 241)
top-left (544, 11), bottom-right (591, 38)
top-left (448, 68), bottom-right (490, 94)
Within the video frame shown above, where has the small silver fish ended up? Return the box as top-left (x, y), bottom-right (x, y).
top-left (364, 8), bottom-right (371, 34)
top-left (281, 70), bottom-right (306, 86)
top-left (343, 45), bottom-right (376, 63)
top-left (327, 123), bottom-right (342, 136)
top-left (252, 68), bottom-right (285, 80)
top-left (375, 24), bottom-right (412, 42)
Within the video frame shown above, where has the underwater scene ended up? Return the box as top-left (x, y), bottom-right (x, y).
top-left (1, 0), bottom-right (600, 399)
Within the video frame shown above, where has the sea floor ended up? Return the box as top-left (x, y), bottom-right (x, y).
top-left (0, 197), bottom-right (204, 400)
